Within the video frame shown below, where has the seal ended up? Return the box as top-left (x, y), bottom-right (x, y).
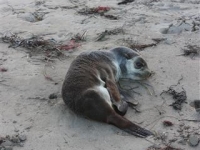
top-left (62, 46), bottom-right (153, 137)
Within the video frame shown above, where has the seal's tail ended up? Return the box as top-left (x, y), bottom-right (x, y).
top-left (107, 113), bottom-right (153, 138)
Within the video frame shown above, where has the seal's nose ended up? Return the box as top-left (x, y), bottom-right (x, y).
top-left (144, 70), bottom-right (151, 77)
top-left (148, 71), bottom-right (152, 77)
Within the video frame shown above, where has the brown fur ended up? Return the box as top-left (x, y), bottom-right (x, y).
top-left (62, 47), bottom-right (153, 137)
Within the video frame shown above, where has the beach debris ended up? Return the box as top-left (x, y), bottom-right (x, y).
top-left (18, 12), bottom-right (47, 22)
top-left (154, 131), bottom-right (168, 142)
top-left (43, 4), bottom-right (78, 10)
top-left (118, 0), bottom-right (135, 5)
top-left (78, 6), bottom-right (110, 15)
top-left (93, 6), bottom-right (110, 13)
top-left (35, 0), bottom-right (45, 6)
top-left (190, 100), bottom-right (200, 113)
top-left (179, 45), bottom-right (200, 58)
top-left (43, 67), bottom-right (55, 82)
top-left (161, 76), bottom-right (187, 110)
top-left (44, 74), bottom-right (54, 81)
top-left (0, 134), bottom-right (27, 149)
top-left (96, 28), bottom-right (124, 41)
top-left (28, 96), bottom-right (47, 101)
top-left (49, 93), bottom-right (58, 99)
top-left (152, 38), bottom-right (167, 43)
top-left (192, 20), bottom-right (200, 31)
top-left (177, 139), bottom-right (187, 145)
top-left (147, 145), bottom-right (182, 150)
top-left (57, 40), bottom-right (81, 51)
top-left (176, 123), bottom-right (200, 147)
top-left (71, 31), bottom-right (87, 42)
top-left (0, 67), bottom-right (8, 72)
top-left (175, 122), bottom-right (200, 146)
top-left (188, 135), bottom-right (199, 147)
top-left (160, 21), bottom-right (192, 34)
top-left (163, 120), bottom-right (173, 127)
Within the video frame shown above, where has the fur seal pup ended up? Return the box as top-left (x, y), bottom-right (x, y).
top-left (62, 46), bottom-right (153, 137)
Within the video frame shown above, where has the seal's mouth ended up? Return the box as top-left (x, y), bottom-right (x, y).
top-left (133, 70), bottom-right (152, 80)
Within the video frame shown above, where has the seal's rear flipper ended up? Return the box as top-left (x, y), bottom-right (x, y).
top-left (107, 113), bottom-right (153, 138)
top-left (123, 126), bottom-right (153, 138)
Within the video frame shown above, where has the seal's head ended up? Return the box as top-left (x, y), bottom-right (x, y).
top-left (111, 47), bottom-right (151, 80)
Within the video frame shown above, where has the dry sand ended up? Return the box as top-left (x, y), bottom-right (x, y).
top-left (0, 0), bottom-right (200, 150)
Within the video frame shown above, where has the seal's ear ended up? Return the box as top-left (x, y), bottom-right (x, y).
top-left (124, 53), bottom-right (134, 59)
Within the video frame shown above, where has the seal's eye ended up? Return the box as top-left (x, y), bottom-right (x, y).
top-left (135, 62), bottom-right (144, 68)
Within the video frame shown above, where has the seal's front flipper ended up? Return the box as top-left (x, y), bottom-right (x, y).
top-left (112, 100), bottom-right (128, 116)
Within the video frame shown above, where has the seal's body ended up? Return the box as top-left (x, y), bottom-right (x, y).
top-left (62, 47), bottom-right (152, 137)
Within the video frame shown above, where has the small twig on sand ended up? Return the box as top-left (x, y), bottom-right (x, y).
top-left (103, 14), bottom-right (118, 20)
top-left (171, 75), bottom-right (183, 87)
top-left (43, 57), bottom-right (55, 82)
top-left (95, 28), bottom-right (124, 41)
top-left (147, 144), bottom-right (183, 150)
top-left (180, 119), bottom-right (200, 122)
top-left (130, 43), bottom-right (157, 51)
top-left (43, 70), bottom-right (54, 81)
top-left (118, 0), bottom-right (135, 5)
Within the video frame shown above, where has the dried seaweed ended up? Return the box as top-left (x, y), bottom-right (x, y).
top-left (168, 88), bottom-right (186, 110)
top-left (78, 6), bottom-right (118, 20)
top-left (0, 33), bottom-right (81, 59)
top-left (2, 35), bottom-right (50, 49)
top-left (160, 77), bottom-right (187, 110)
top-left (96, 28), bottom-right (124, 41)
top-left (180, 45), bottom-right (200, 58)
